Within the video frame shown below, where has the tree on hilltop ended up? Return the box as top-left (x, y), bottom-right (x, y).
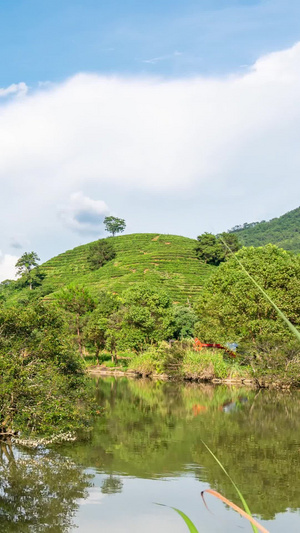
top-left (104, 216), bottom-right (126, 237)
top-left (15, 251), bottom-right (40, 290)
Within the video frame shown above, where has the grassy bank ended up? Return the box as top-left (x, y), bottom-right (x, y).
top-left (127, 347), bottom-right (248, 381)
top-left (86, 342), bottom-right (300, 388)
top-left (86, 347), bottom-right (251, 384)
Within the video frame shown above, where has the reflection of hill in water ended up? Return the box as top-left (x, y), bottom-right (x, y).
top-left (63, 378), bottom-right (300, 521)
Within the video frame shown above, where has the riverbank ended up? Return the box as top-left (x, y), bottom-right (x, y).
top-left (86, 365), bottom-right (294, 389)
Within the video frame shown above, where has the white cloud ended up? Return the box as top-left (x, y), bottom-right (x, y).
top-left (0, 42), bottom-right (300, 261)
top-left (0, 43), bottom-right (300, 195)
top-left (59, 192), bottom-right (109, 233)
top-left (0, 252), bottom-right (18, 281)
top-left (0, 82), bottom-right (28, 98)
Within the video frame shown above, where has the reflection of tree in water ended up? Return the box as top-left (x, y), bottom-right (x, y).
top-left (62, 378), bottom-right (300, 521)
top-left (0, 443), bottom-right (92, 532)
top-left (101, 474), bottom-right (123, 494)
top-left (192, 390), bottom-right (300, 520)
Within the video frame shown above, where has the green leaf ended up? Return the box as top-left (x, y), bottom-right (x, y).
top-left (202, 442), bottom-right (258, 533)
top-left (155, 503), bottom-right (199, 532)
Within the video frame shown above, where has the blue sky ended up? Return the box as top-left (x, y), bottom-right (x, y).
top-left (1, 0), bottom-right (300, 279)
top-left (1, 0), bottom-right (300, 84)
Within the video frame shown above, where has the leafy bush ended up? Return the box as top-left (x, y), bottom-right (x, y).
top-left (88, 239), bottom-right (116, 270)
top-left (128, 347), bottom-right (164, 374)
top-left (195, 232), bottom-right (240, 266)
top-left (238, 339), bottom-right (300, 384)
top-left (103, 360), bottom-right (118, 368)
top-left (0, 351), bottom-right (93, 438)
top-left (171, 305), bottom-right (197, 339)
top-left (98, 351), bottom-right (113, 364)
top-left (128, 341), bottom-right (186, 375)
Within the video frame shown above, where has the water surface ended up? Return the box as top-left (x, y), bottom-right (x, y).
top-left (1, 377), bottom-right (300, 532)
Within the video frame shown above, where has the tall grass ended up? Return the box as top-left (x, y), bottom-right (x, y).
top-left (160, 442), bottom-right (269, 533)
top-left (202, 441), bottom-right (258, 533)
top-left (201, 489), bottom-right (269, 533)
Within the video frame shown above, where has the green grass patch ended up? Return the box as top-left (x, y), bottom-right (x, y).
top-left (182, 350), bottom-right (248, 380)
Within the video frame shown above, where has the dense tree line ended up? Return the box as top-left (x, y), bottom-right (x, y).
top-left (54, 283), bottom-right (196, 362)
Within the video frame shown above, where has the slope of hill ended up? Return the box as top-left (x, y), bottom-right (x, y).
top-left (229, 206), bottom-right (300, 252)
top-left (34, 233), bottom-right (216, 304)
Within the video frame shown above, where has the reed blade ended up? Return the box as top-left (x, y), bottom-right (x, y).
top-left (201, 489), bottom-right (269, 533)
top-left (202, 441), bottom-right (258, 533)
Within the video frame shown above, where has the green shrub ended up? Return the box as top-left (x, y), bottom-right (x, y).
top-left (103, 360), bottom-right (117, 368)
top-left (117, 350), bottom-right (136, 359)
top-left (285, 356), bottom-right (300, 385)
top-left (128, 347), bottom-right (165, 374)
top-left (182, 350), bottom-right (245, 380)
top-left (128, 341), bottom-right (188, 375)
top-left (239, 340), bottom-right (300, 384)
top-left (0, 301), bottom-right (94, 439)
top-left (88, 239), bottom-right (116, 270)
top-left (98, 351), bottom-right (112, 364)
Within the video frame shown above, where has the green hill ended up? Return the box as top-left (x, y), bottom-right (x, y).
top-left (32, 233), bottom-right (215, 304)
top-left (228, 206), bottom-right (300, 253)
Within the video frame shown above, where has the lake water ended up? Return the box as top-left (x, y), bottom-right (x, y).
top-left (1, 377), bottom-right (300, 532)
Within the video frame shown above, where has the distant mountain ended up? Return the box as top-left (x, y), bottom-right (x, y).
top-left (228, 206), bottom-right (300, 253)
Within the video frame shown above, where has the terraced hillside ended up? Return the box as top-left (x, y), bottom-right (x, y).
top-left (39, 233), bottom-right (215, 303)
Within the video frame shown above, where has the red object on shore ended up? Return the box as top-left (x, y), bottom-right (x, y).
top-left (194, 338), bottom-right (236, 358)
